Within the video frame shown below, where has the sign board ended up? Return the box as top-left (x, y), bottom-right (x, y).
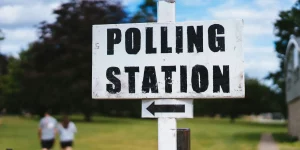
top-left (285, 36), bottom-right (300, 102)
top-left (92, 20), bottom-right (244, 99)
top-left (142, 99), bottom-right (193, 118)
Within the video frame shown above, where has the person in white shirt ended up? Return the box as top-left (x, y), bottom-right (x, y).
top-left (57, 115), bottom-right (77, 150)
top-left (38, 111), bottom-right (57, 150)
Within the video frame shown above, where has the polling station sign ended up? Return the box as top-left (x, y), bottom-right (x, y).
top-left (92, 20), bottom-right (244, 99)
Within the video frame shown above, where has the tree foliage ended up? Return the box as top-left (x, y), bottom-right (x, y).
top-left (194, 78), bottom-right (281, 121)
top-left (0, 29), bottom-right (4, 41)
top-left (267, 0), bottom-right (300, 117)
top-left (14, 0), bottom-right (126, 120)
top-left (1, 0), bottom-right (155, 120)
top-left (131, 0), bottom-right (157, 23)
top-left (0, 29), bottom-right (8, 110)
top-left (0, 57), bottom-right (22, 113)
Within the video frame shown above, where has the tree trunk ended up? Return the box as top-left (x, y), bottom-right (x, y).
top-left (230, 114), bottom-right (236, 123)
top-left (84, 112), bottom-right (92, 122)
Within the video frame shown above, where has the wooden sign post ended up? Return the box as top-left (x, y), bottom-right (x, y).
top-left (156, 1), bottom-right (180, 150)
top-left (92, 0), bottom-right (244, 150)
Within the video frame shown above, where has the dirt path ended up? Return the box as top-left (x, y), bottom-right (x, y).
top-left (258, 133), bottom-right (279, 150)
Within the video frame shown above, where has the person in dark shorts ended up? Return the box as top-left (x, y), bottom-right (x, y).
top-left (58, 115), bottom-right (77, 150)
top-left (41, 139), bottom-right (55, 150)
top-left (38, 111), bottom-right (57, 150)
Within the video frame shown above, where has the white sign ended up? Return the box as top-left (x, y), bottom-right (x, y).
top-left (92, 20), bottom-right (244, 99)
top-left (142, 99), bottom-right (193, 118)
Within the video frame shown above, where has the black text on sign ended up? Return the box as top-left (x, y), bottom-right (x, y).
top-left (92, 20), bottom-right (244, 99)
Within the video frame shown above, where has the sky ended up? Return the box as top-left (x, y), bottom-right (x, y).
top-left (0, 0), bottom-right (298, 81)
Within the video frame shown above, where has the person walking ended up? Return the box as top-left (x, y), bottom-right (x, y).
top-left (58, 115), bottom-right (77, 150)
top-left (38, 110), bottom-right (57, 150)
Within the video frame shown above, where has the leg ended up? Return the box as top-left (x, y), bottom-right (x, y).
top-left (41, 140), bottom-right (48, 150)
top-left (61, 141), bottom-right (68, 150)
top-left (49, 139), bottom-right (55, 150)
top-left (60, 142), bottom-right (65, 150)
top-left (66, 147), bottom-right (72, 150)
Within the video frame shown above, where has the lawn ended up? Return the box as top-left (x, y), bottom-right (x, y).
top-left (0, 116), bottom-right (299, 150)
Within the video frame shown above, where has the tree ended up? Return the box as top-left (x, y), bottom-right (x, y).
top-left (0, 54), bottom-right (8, 76)
top-left (0, 0), bottom-right (159, 119)
top-left (0, 30), bottom-right (8, 111)
top-left (0, 29), bottom-right (4, 41)
top-left (0, 57), bottom-right (22, 113)
top-left (0, 29), bottom-right (7, 75)
top-left (95, 0), bottom-right (158, 118)
top-left (267, 0), bottom-right (300, 118)
top-left (17, 0), bottom-right (127, 121)
top-left (194, 77), bottom-right (281, 122)
top-left (131, 0), bottom-right (157, 23)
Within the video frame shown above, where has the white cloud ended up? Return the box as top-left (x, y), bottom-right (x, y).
top-left (0, 44), bottom-right (21, 56)
top-left (0, 2), bottom-right (60, 26)
top-left (0, 28), bottom-right (37, 56)
top-left (254, 0), bottom-right (279, 8)
top-left (0, 5), bottom-right (20, 24)
top-left (210, 8), bottom-right (277, 21)
top-left (208, 0), bottom-right (295, 38)
top-left (244, 23), bottom-right (273, 36)
top-left (2, 28), bottom-right (36, 42)
top-left (0, 0), bottom-right (61, 5)
top-left (245, 60), bottom-right (278, 79)
top-left (0, 0), bottom-right (66, 55)
top-left (205, 0), bottom-right (296, 79)
top-left (245, 46), bottom-right (274, 53)
top-left (254, 0), bottom-right (297, 9)
top-left (179, 0), bottom-right (210, 6)
top-left (244, 46), bottom-right (280, 79)
top-left (0, 0), bottom-right (141, 56)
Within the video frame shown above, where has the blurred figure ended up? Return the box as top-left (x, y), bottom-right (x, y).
top-left (1, 108), bottom-right (6, 115)
top-left (38, 110), bottom-right (57, 150)
top-left (58, 115), bottom-right (77, 150)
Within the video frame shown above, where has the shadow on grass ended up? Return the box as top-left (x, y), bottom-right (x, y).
top-left (233, 132), bottom-right (299, 146)
top-left (273, 132), bottom-right (298, 143)
top-left (188, 118), bottom-right (286, 129)
top-left (234, 132), bottom-right (299, 145)
top-left (233, 132), bottom-right (262, 142)
top-left (236, 121), bottom-right (286, 129)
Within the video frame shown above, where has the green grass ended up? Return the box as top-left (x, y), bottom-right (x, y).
top-left (0, 116), bottom-right (299, 150)
top-left (273, 133), bottom-right (300, 150)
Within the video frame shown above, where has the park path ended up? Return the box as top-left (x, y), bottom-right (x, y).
top-left (258, 133), bottom-right (279, 150)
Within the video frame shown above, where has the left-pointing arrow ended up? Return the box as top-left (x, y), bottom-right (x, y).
top-left (146, 102), bottom-right (185, 116)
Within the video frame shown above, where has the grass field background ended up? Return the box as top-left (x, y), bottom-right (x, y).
top-left (0, 116), bottom-right (299, 150)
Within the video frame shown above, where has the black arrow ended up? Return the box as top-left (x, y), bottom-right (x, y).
top-left (146, 102), bottom-right (185, 116)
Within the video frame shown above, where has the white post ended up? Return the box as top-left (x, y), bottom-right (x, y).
top-left (158, 117), bottom-right (177, 150)
top-left (157, 1), bottom-right (176, 150)
top-left (158, 0), bottom-right (175, 23)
